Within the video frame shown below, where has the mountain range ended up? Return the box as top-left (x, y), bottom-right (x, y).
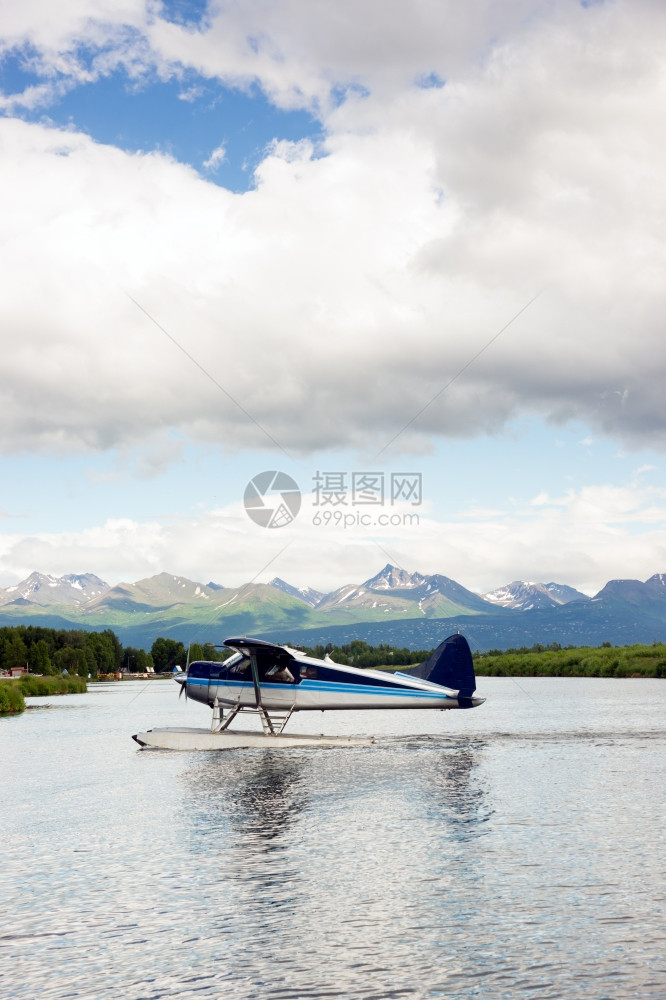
top-left (1, 565), bottom-right (666, 652)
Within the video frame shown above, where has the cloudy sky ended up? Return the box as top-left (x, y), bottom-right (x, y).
top-left (1, 0), bottom-right (665, 595)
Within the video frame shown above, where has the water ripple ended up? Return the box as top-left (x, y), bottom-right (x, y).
top-left (1, 679), bottom-right (664, 999)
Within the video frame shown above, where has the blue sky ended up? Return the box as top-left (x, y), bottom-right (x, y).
top-left (1, 52), bottom-right (321, 193)
top-left (1, 0), bottom-right (665, 594)
top-left (0, 422), bottom-right (658, 536)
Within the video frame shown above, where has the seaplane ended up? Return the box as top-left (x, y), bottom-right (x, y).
top-left (132, 632), bottom-right (485, 750)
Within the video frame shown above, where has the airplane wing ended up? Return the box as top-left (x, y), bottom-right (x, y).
top-left (222, 638), bottom-right (299, 709)
top-left (223, 637), bottom-right (296, 660)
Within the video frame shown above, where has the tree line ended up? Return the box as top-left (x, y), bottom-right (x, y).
top-left (473, 641), bottom-right (666, 677)
top-left (0, 625), bottom-right (124, 678)
top-left (299, 640), bottom-right (433, 667)
top-left (0, 625), bottom-right (228, 679)
top-left (1, 625), bottom-right (664, 678)
top-left (299, 638), bottom-right (665, 677)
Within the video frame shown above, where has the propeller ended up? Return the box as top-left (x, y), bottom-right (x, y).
top-left (174, 643), bottom-right (191, 701)
top-left (173, 666), bottom-right (187, 701)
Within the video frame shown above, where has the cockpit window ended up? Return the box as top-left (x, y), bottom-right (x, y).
top-left (188, 663), bottom-right (210, 679)
top-left (264, 663), bottom-right (295, 683)
top-left (228, 657), bottom-right (251, 678)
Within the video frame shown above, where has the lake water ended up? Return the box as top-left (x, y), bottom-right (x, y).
top-left (1, 677), bottom-right (665, 1000)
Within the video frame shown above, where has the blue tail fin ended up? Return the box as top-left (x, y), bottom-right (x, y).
top-left (409, 633), bottom-right (476, 698)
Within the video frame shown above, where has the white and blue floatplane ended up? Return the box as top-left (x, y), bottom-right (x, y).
top-left (132, 632), bottom-right (485, 750)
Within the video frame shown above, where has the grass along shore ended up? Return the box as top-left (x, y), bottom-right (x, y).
top-left (473, 642), bottom-right (666, 678)
top-left (0, 675), bottom-right (87, 715)
top-left (323, 639), bottom-right (666, 678)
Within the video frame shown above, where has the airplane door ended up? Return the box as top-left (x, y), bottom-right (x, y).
top-left (208, 657), bottom-right (252, 706)
top-left (207, 663), bottom-right (224, 705)
top-left (260, 658), bottom-right (300, 712)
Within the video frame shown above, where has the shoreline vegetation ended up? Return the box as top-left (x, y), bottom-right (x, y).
top-left (472, 642), bottom-right (666, 679)
top-left (301, 639), bottom-right (666, 679)
top-left (1, 627), bottom-right (663, 717)
top-left (0, 674), bottom-right (87, 715)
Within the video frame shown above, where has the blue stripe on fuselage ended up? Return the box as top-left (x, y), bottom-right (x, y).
top-left (298, 680), bottom-right (453, 699)
top-left (188, 677), bottom-right (455, 700)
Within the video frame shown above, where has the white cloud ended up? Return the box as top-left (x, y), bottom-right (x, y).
top-left (178, 84), bottom-right (205, 103)
top-left (0, 79), bottom-right (72, 113)
top-left (1, 482), bottom-right (666, 595)
top-left (85, 432), bottom-right (186, 482)
top-left (0, 0), bottom-right (146, 60)
top-left (0, 1), bottom-right (557, 112)
top-left (145, 0), bottom-right (559, 112)
top-left (202, 143), bottom-right (226, 171)
top-left (1, 0), bottom-right (666, 462)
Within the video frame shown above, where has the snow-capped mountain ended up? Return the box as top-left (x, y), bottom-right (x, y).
top-left (362, 566), bottom-right (426, 590)
top-left (0, 571), bottom-right (109, 607)
top-left (3, 567), bottom-right (666, 655)
top-left (483, 580), bottom-right (590, 611)
top-left (84, 573), bottom-right (223, 612)
top-left (265, 565), bottom-right (592, 617)
top-left (312, 565), bottom-right (494, 618)
top-left (269, 578), bottom-right (325, 608)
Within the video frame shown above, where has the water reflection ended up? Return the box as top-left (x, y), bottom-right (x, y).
top-left (176, 750), bottom-right (310, 947)
top-left (179, 751), bottom-right (308, 848)
top-left (425, 742), bottom-right (493, 835)
top-left (4, 682), bottom-right (664, 1000)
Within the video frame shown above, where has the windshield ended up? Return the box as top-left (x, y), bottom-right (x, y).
top-left (222, 651), bottom-right (242, 668)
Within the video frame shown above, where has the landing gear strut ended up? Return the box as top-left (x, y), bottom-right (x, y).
top-left (210, 699), bottom-right (295, 736)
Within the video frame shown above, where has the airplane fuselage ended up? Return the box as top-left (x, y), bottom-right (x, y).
top-left (183, 648), bottom-right (484, 712)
